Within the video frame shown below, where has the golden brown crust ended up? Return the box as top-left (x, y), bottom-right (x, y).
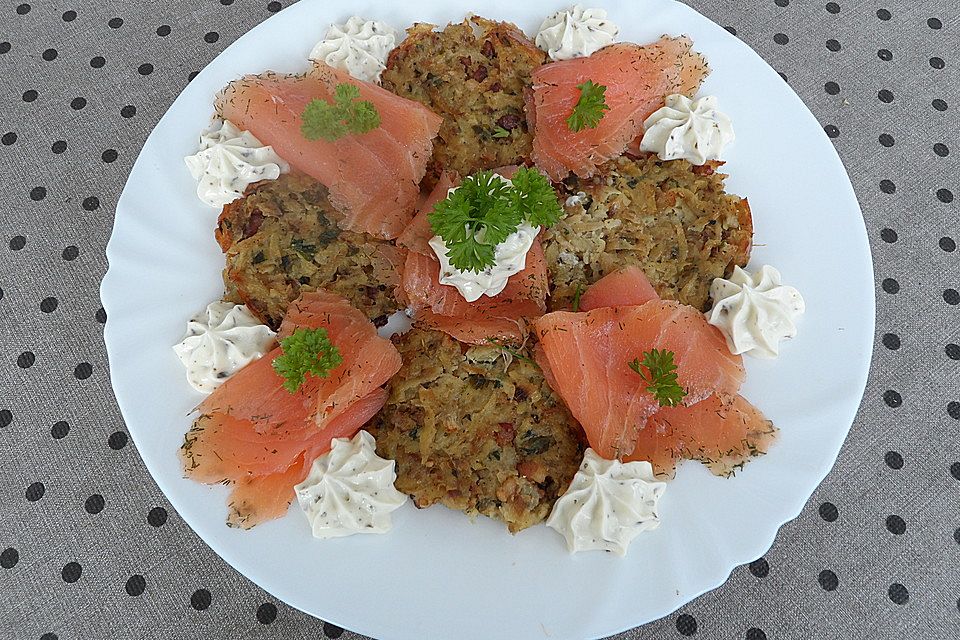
top-left (216, 172), bottom-right (401, 328)
top-left (369, 328), bottom-right (585, 533)
top-left (381, 17), bottom-right (547, 189)
top-left (542, 154), bottom-right (753, 311)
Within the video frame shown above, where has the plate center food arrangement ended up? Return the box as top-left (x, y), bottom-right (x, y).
top-left (101, 1), bottom-right (873, 638)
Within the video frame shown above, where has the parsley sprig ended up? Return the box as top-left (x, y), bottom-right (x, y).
top-left (428, 167), bottom-right (563, 273)
top-left (300, 83), bottom-right (380, 142)
top-left (566, 80), bottom-right (610, 132)
top-left (272, 327), bottom-right (343, 393)
top-left (629, 349), bottom-right (687, 407)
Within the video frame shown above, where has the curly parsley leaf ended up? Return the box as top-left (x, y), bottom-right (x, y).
top-left (629, 349), bottom-right (687, 407)
top-left (566, 80), bottom-right (610, 133)
top-left (301, 83), bottom-right (380, 142)
top-left (272, 327), bottom-right (343, 393)
top-left (509, 167), bottom-right (563, 228)
top-left (492, 126), bottom-right (511, 138)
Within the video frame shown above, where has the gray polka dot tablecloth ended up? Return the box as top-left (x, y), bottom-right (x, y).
top-left (0, 0), bottom-right (957, 638)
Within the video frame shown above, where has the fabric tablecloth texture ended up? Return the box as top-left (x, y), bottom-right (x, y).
top-left (0, 0), bottom-right (957, 638)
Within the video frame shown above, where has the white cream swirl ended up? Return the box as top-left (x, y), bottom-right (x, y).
top-left (706, 265), bottom-right (805, 359)
top-left (294, 431), bottom-right (406, 539)
top-left (309, 16), bottom-right (398, 83)
top-left (640, 94), bottom-right (735, 165)
top-left (547, 449), bottom-right (666, 556)
top-left (535, 5), bottom-right (619, 61)
top-left (184, 119), bottom-right (289, 208)
top-left (172, 302), bottom-right (277, 393)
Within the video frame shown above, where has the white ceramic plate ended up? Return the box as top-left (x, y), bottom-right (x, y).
top-left (100, 1), bottom-right (874, 638)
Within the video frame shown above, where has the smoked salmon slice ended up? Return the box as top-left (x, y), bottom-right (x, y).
top-left (534, 300), bottom-right (744, 459)
top-left (216, 63), bottom-right (443, 239)
top-left (525, 37), bottom-right (709, 181)
top-left (578, 265), bottom-right (659, 311)
top-left (624, 394), bottom-right (777, 479)
top-left (180, 290), bottom-right (402, 528)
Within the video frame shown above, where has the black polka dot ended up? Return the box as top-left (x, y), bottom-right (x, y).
top-left (930, 57), bottom-right (945, 69)
top-left (824, 124), bottom-right (839, 138)
top-left (62, 245), bottom-right (79, 260)
top-left (18, 351), bottom-right (36, 368)
top-left (826, 39), bottom-right (841, 52)
top-left (936, 188), bottom-right (953, 203)
top-left (877, 49), bottom-right (893, 61)
top-left (883, 390), bottom-right (902, 408)
top-left (42, 48), bottom-right (57, 61)
top-left (70, 97), bottom-right (86, 110)
top-left (221, 0), bottom-right (235, 4)
top-left (888, 583), bottom-right (909, 604)
top-left (61, 562), bottom-right (81, 583)
top-left (84, 494), bottom-right (105, 514)
top-left (267, 1), bottom-right (282, 12)
top-left (0, 548), bottom-right (18, 569)
top-left (82, 196), bottom-right (100, 211)
top-left (1, 131), bottom-right (16, 145)
top-left (30, 186), bottom-right (47, 201)
top-left (74, 362), bottom-right (93, 380)
top-left (933, 98), bottom-right (948, 111)
top-left (818, 569), bottom-right (839, 591)
top-left (256, 603), bottom-right (278, 624)
top-left (724, 26), bottom-right (737, 36)
top-left (884, 451), bottom-right (903, 469)
top-left (204, 31), bottom-right (220, 43)
top-left (952, 462), bottom-right (960, 481)
top-left (10, 235), bottom-right (26, 250)
top-left (775, 0), bottom-right (789, 6)
top-left (928, 17), bottom-right (942, 29)
top-left (0, 41), bottom-right (10, 55)
top-left (16, 3), bottom-right (30, 15)
top-left (878, 89), bottom-right (894, 103)
top-left (62, 10), bottom-right (76, 21)
top-left (879, 133), bottom-right (895, 147)
top-left (191, 588), bottom-right (212, 610)
top-left (125, 574), bottom-right (146, 596)
top-left (40, 634), bottom-right (57, 640)
top-left (147, 507), bottom-right (168, 527)
top-left (948, 402), bottom-right (960, 420)
top-left (881, 278), bottom-right (899, 293)
top-left (825, 2), bottom-right (840, 14)
top-left (121, 105), bottom-right (137, 118)
top-left (749, 557), bottom-right (770, 578)
top-left (824, 81), bottom-right (840, 95)
top-left (323, 622), bottom-right (344, 638)
top-left (676, 614), bottom-right (697, 636)
top-left (40, 297), bottom-right (58, 313)
top-left (876, 8), bottom-right (891, 20)
top-left (95, 307), bottom-right (107, 323)
top-left (773, 33), bottom-right (789, 45)
top-left (885, 515), bottom-right (906, 534)
top-left (819, 501), bottom-right (839, 522)
top-left (90, 56), bottom-right (105, 69)
top-left (946, 343), bottom-right (960, 360)
top-left (138, 63), bottom-right (154, 75)
top-left (881, 333), bottom-right (900, 350)
top-left (25, 482), bottom-right (45, 501)
top-left (52, 140), bottom-right (67, 154)
top-left (108, 17), bottom-right (123, 28)
top-left (944, 289), bottom-right (960, 305)
top-left (108, 431), bottom-right (128, 450)
top-left (0, 409), bottom-right (11, 428)
top-left (22, 89), bottom-right (37, 102)
top-left (188, 71), bottom-right (200, 82)
top-left (934, 143), bottom-right (949, 157)
top-left (157, 24), bottom-right (172, 36)
top-left (778, 73), bottom-right (787, 83)
top-left (880, 228), bottom-right (897, 242)
top-left (51, 420), bottom-right (69, 439)
top-left (101, 149), bottom-right (118, 163)
top-left (746, 629), bottom-right (767, 640)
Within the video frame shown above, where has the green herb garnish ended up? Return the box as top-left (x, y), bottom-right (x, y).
top-left (629, 349), bottom-right (687, 407)
top-left (492, 126), bottom-right (511, 138)
top-left (272, 327), bottom-right (343, 393)
top-left (566, 80), bottom-right (610, 132)
top-left (571, 283), bottom-right (583, 312)
top-left (428, 169), bottom-right (563, 273)
top-left (300, 83), bottom-right (380, 142)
